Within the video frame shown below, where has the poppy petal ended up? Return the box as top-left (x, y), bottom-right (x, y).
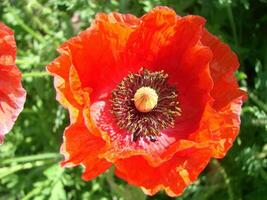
top-left (61, 123), bottom-right (111, 180)
top-left (48, 52), bottom-right (111, 178)
top-left (195, 98), bottom-right (244, 158)
top-left (115, 147), bottom-right (211, 196)
top-left (0, 22), bottom-right (26, 143)
top-left (56, 14), bottom-right (138, 103)
top-left (95, 12), bottom-right (140, 28)
top-left (201, 29), bottom-right (247, 110)
top-left (188, 30), bottom-right (247, 158)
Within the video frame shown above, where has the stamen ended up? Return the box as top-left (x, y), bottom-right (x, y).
top-left (110, 68), bottom-right (181, 142)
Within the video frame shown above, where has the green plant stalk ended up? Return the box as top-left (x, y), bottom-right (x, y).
top-left (0, 160), bottom-right (49, 179)
top-left (8, 7), bottom-right (45, 43)
top-left (119, 0), bottom-right (129, 12)
top-left (1, 153), bottom-right (60, 165)
top-left (212, 160), bottom-right (234, 200)
top-left (23, 71), bottom-right (50, 78)
top-left (227, 3), bottom-right (238, 46)
top-left (22, 184), bottom-right (45, 200)
top-left (249, 92), bottom-right (267, 113)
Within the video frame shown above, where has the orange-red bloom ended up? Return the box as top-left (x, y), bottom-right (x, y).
top-left (0, 22), bottom-right (26, 144)
top-left (47, 7), bottom-right (247, 196)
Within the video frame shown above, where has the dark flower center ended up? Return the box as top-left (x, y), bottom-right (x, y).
top-left (110, 68), bottom-right (181, 142)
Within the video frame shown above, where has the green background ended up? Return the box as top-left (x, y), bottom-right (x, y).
top-left (0, 0), bottom-right (267, 199)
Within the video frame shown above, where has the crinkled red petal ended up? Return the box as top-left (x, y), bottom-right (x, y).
top-left (201, 30), bottom-right (247, 110)
top-left (61, 123), bottom-right (111, 181)
top-left (0, 22), bottom-right (26, 143)
top-left (190, 97), bottom-right (244, 158)
top-left (47, 49), bottom-right (111, 180)
top-left (188, 30), bottom-right (247, 158)
top-left (115, 147), bottom-right (211, 196)
top-left (47, 12), bottom-right (139, 179)
top-left (58, 13), bottom-right (139, 103)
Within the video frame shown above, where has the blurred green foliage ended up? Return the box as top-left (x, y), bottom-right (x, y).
top-left (0, 0), bottom-right (267, 199)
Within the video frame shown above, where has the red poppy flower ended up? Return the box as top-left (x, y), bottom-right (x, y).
top-left (47, 7), bottom-right (247, 196)
top-left (0, 22), bottom-right (26, 144)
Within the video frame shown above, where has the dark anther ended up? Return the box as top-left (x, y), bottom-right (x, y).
top-left (133, 129), bottom-right (142, 142)
top-left (148, 135), bottom-right (157, 142)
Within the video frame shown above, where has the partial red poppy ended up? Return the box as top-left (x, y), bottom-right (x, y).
top-left (0, 22), bottom-right (26, 144)
top-left (47, 7), bottom-right (247, 196)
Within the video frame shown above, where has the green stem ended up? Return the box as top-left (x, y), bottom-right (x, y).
top-left (213, 160), bottom-right (234, 200)
top-left (249, 92), bottom-right (267, 113)
top-left (22, 166), bottom-right (65, 200)
top-left (119, 0), bottom-right (129, 12)
top-left (16, 59), bottom-right (32, 64)
top-left (1, 153), bottom-right (61, 165)
top-left (106, 168), bottom-right (127, 198)
top-left (22, 184), bottom-right (46, 200)
top-left (227, 3), bottom-right (238, 46)
top-left (16, 59), bottom-right (48, 67)
top-left (0, 160), bottom-right (49, 179)
top-left (23, 71), bottom-right (49, 78)
top-left (8, 7), bottom-right (45, 43)
top-left (260, 169), bottom-right (267, 182)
